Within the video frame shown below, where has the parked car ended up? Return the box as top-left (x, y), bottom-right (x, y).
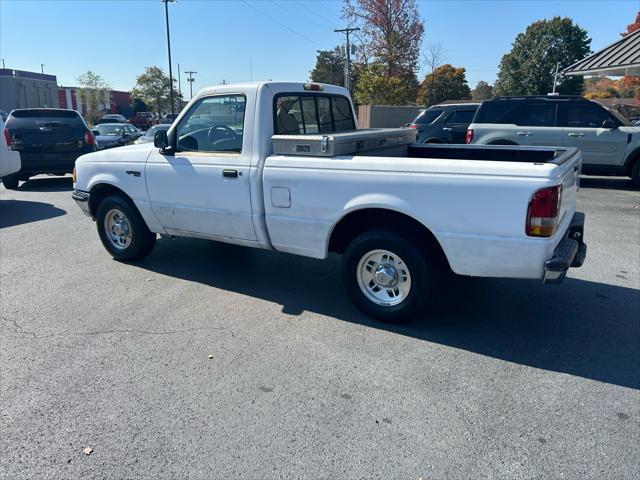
top-left (407, 103), bottom-right (480, 143)
top-left (92, 123), bottom-right (142, 150)
top-left (129, 112), bottom-right (157, 130)
top-left (0, 116), bottom-right (21, 187)
top-left (98, 114), bottom-right (128, 124)
top-left (467, 95), bottom-right (640, 186)
top-left (135, 124), bottom-right (170, 144)
top-left (3, 108), bottom-right (96, 188)
top-left (160, 113), bottom-right (178, 124)
top-left (72, 81), bottom-right (586, 323)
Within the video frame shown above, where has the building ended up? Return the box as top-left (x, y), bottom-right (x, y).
top-left (0, 68), bottom-right (60, 111)
top-left (58, 87), bottom-right (133, 118)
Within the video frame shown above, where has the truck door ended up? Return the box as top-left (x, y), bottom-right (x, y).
top-left (559, 102), bottom-right (628, 167)
top-left (145, 93), bottom-right (257, 241)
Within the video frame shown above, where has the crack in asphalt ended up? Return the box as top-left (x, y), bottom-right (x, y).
top-left (1, 316), bottom-right (228, 339)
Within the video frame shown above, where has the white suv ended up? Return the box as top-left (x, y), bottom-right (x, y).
top-left (467, 96), bottom-right (640, 186)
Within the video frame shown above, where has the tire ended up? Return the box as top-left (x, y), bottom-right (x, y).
top-left (631, 160), bottom-right (640, 189)
top-left (96, 194), bottom-right (156, 260)
top-left (2, 174), bottom-right (19, 189)
top-left (341, 230), bottom-right (434, 323)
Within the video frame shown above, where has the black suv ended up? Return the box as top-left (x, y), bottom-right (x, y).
top-left (407, 103), bottom-right (480, 144)
top-left (3, 109), bottom-right (96, 189)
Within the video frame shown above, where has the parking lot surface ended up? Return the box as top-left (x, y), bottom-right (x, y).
top-left (1, 175), bottom-right (639, 479)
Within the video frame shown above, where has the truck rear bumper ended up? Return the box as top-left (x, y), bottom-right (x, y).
top-left (543, 211), bottom-right (587, 284)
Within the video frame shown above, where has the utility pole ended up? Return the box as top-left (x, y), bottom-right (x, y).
top-left (185, 71), bottom-right (197, 99)
top-left (40, 64), bottom-right (45, 74)
top-left (334, 27), bottom-right (360, 92)
top-left (1, 59), bottom-right (5, 69)
top-left (552, 63), bottom-right (560, 94)
top-left (177, 63), bottom-right (182, 104)
top-left (162, 0), bottom-right (176, 116)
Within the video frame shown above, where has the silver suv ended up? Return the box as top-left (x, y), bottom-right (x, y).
top-left (467, 96), bottom-right (640, 186)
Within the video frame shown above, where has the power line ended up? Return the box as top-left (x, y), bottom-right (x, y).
top-left (241, 0), bottom-right (322, 47)
top-left (272, 1), bottom-right (328, 30)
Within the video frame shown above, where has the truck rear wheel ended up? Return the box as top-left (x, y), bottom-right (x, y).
top-left (341, 230), bottom-right (433, 323)
top-left (96, 195), bottom-right (156, 260)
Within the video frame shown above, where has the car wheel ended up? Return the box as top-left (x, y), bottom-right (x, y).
top-left (1, 174), bottom-right (19, 189)
top-left (96, 194), bottom-right (156, 260)
top-left (341, 230), bottom-right (433, 323)
top-left (631, 160), bottom-right (640, 188)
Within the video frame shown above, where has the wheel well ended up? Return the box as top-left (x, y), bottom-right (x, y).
top-left (88, 183), bottom-right (134, 218)
top-left (625, 149), bottom-right (640, 175)
top-left (328, 208), bottom-right (450, 270)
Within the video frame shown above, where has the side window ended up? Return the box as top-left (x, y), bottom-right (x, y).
top-left (447, 110), bottom-right (476, 124)
top-left (176, 94), bottom-right (245, 153)
top-left (518, 103), bottom-right (557, 127)
top-left (563, 103), bottom-right (615, 128)
top-left (475, 102), bottom-right (523, 124)
top-left (275, 94), bottom-right (356, 134)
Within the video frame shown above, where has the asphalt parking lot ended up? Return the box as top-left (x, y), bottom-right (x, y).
top-left (1, 175), bottom-right (638, 479)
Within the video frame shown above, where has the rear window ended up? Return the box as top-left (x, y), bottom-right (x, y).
top-left (7, 109), bottom-right (85, 128)
top-left (474, 101), bottom-right (523, 124)
top-left (414, 109), bottom-right (443, 125)
top-left (274, 94), bottom-right (356, 135)
top-left (11, 109), bottom-right (79, 119)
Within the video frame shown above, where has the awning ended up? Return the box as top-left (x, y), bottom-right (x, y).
top-left (564, 29), bottom-right (640, 76)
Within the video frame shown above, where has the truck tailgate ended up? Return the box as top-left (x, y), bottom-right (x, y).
top-left (553, 149), bottom-right (582, 240)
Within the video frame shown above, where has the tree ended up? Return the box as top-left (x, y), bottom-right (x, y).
top-left (343, 0), bottom-right (424, 104)
top-left (416, 64), bottom-right (471, 106)
top-left (494, 17), bottom-right (591, 96)
top-left (622, 11), bottom-right (640, 35)
top-left (131, 66), bottom-right (181, 115)
top-left (131, 97), bottom-right (150, 114)
top-left (310, 47), bottom-right (346, 86)
top-left (422, 42), bottom-right (446, 105)
top-left (471, 80), bottom-right (494, 101)
top-left (77, 71), bottom-right (110, 125)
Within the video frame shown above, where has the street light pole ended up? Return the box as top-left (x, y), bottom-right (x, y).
top-left (162, 0), bottom-right (176, 116)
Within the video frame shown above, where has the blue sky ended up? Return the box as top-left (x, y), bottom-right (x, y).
top-left (0, 0), bottom-right (636, 95)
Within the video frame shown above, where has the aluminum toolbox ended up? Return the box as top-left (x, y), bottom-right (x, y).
top-left (272, 128), bottom-right (417, 157)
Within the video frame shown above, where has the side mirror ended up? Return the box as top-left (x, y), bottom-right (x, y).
top-left (154, 129), bottom-right (169, 149)
top-left (602, 119), bottom-right (618, 129)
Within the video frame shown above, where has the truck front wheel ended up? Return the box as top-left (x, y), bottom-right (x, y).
top-left (96, 195), bottom-right (156, 260)
top-left (341, 230), bottom-right (433, 323)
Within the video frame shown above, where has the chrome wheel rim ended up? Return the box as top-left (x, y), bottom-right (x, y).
top-left (104, 208), bottom-right (132, 250)
top-left (356, 249), bottom-right (412, 306)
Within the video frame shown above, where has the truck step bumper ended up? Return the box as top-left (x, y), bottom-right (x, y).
top-left (544, 211), bottom-right (587, 284)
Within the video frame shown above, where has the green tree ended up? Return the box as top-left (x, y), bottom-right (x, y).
top-left (344, 0), bottom-right (424, 104)
top-left (471, 80), bottom-right (494, 101)
top-left (76, 71), bottom-right (110, 125)
top-left (310, 47), bottom-right (346, 86)
top-left (416, 64), bottom-right (471, 106)
top-left (495, 17), bottom-right (591, 96)
top-left (131, 66), bottom-right (181, 115)
top-left (131, 97), bottom-right (150, 114)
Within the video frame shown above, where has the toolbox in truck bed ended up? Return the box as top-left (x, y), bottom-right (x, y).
top-left (272, 128), bottom-right (417, 157)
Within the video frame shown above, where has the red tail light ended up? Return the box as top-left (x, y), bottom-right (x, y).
top-left (3, 129), bottom-right (10, 148)
top-left (526, 185), bottom-right (562, 237)
top-left (407, 124), bottom-right (417, 129)
top-left (84, 131), bottom-right (95, 145)
top-left (465, 128), bottom-right (474, 144)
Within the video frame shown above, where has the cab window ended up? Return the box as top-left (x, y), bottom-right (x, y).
top-left (274, 94), bottom-right (355, 135)
top-left (176, 94), bottom-right (245, 153)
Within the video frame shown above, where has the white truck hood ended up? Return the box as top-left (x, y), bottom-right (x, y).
top-left (76, 142), bottom-right (156, 164)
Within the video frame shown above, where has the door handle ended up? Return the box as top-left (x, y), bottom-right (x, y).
top-left (517, 131), bottom-right (532, 136)
top-left (442, 127), bottom-right (452, 132)
top-left (223, 169), bottom-right (239, 178)
top-left (568, 133), bottom-right (584, 138)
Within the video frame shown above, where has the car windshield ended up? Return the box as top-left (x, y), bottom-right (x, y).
top-left (414, 109), bottom-right (443, 125)
top-left (95, 125), bottom-right (124, 136)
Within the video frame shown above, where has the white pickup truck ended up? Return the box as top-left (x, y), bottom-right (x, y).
top-left (73, 82), bottom-right (587, 322)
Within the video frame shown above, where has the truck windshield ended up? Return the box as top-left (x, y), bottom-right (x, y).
top-left (274, 94), bottom-right (356, 135)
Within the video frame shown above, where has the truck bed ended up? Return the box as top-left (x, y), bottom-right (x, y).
top-left (406, 143), bottom-right (570, 164)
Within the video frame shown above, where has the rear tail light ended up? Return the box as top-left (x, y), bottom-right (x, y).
top-left (526, 185), bottom-right (562, 237)
top-left (407, 124), bottom-right (417, 129)
top-left (85, 131), bottom-right (95, 145)
top-left (4, 129), bottom-right (11, 148)
top-left (465, 128), bottom-right (474, 144)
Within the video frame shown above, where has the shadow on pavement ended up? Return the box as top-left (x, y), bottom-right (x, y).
top-left (17, 176), bottom-right (73, 192)
top-left (0, 199), bottom-right (67, 228)
top-left (133, 237), bottom-right (640, 390)
top-left (580, 176), bottom-right (638, 192)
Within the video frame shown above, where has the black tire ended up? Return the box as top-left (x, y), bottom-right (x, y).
top-left (95, 194), bottom-right (156, 260)
top-left (2, 174), bottom-right (19, 189)
top-left (341, 230), bottom-right (434, 323)
top-left (631, 160), bottom-right (640, 189)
